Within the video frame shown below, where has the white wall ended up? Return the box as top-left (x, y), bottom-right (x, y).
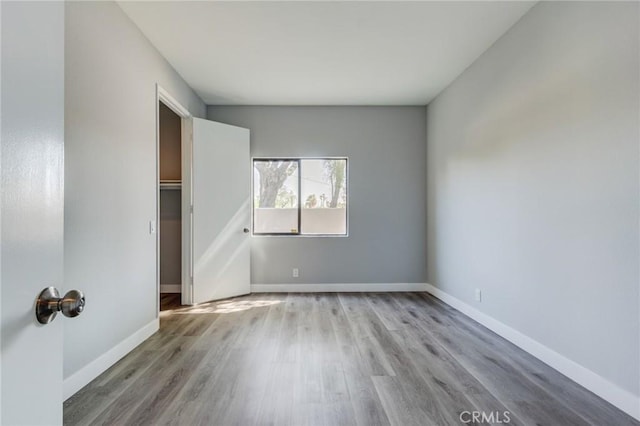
top-left (208, 106), bottom-right (427, 286)
top-left (426, 0), bottom-right (639, 415)
top-left (64, 1), bottom-right (205, 395)
top-left (254, 208), bottom-right (346, 235)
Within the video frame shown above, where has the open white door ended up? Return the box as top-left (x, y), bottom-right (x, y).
top-left (1, 2), bottom-right (65, 424)
top-left (189, 118), bottom-right (251, 304)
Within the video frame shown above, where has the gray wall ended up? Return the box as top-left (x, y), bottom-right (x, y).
top-left (64, 1), bottom-right (205, 381)
top-left (208, 106), bottom-right (427, 285)
top-left (426, 1), bottom-right (639, 399)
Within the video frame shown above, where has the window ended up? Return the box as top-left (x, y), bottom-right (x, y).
top-left (253, 158), bottom-right (348, 236)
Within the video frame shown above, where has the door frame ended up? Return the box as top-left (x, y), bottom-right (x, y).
top-left (155, 84), bottom-right (192, 312)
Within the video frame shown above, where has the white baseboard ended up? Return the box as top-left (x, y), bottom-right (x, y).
top-left (424, 283), bottom-right (640, 421)
top-left (251, 283), bottom-right (428, 293)
top-left (160, 284), bottom-right (181, 293)
top-left (63, 319), bottom-right (159, 400)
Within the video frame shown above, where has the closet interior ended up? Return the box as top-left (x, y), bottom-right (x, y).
top-left (159, 102), bottom-right (182, 296)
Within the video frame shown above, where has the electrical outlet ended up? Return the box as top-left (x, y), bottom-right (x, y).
top-left (292, 268), bottom-right (299, 278)
top-left (475, 288), bottom-right (482, 302)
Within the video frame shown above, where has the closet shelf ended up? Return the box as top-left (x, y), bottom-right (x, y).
top-left (160, 180), bottom-right (182, 190)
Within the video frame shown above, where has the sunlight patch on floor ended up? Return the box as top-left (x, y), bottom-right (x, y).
top-left (167, 299), bottom-right (282, 315)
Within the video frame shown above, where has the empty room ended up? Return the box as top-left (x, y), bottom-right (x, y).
top-left (1, 1), bottom-right (638, 425)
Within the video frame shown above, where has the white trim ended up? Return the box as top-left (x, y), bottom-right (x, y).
top-left (157, 85), bottom-right (191, 118)
top-left (160, 284), bottom-right (181, 293)
top-left (63, 319), bottom-right (159, 400)
top-left (424, 283), bottom-right (640, 421)
top-left (251, 283), bottom-right (428, 293)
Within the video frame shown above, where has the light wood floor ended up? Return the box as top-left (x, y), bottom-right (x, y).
top-left (64, 292), bottom-right (638, 426)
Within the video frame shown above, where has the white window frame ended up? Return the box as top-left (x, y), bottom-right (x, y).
top-left (251, 157), bottom-right (349, 237)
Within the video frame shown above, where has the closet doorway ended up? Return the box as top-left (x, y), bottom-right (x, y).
top-left (156, 85), bottom-right (251, 310)
top-left (156, 85), bottom-right (191, 310)
top-left (159, 102), bottom-right (182, 302)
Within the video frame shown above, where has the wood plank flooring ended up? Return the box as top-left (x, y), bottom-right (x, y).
top-left (64, 293), bottom-right (638, 426)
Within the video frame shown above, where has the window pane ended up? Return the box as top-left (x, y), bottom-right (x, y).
top-left (301, 159), bottom-right (347, 235)
top-left (253, 160), bottom-right (299, 233)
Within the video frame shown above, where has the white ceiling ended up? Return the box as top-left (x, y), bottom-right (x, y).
top-left (119, 1), bottom-right (536, 106)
